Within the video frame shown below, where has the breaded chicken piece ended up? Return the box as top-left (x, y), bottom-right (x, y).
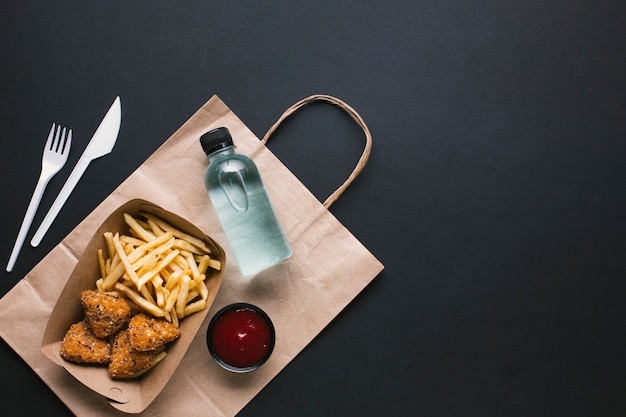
top-left (80, 289), bottom-right (131, 338)
top-left (127, 312), bottom-right (181, 351)
top-left (108, 329), bottom-right (156, 379)
top-left (60, 320), bottom-right (111, 364)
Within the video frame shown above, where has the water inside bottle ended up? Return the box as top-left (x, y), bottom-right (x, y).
top-left (206, 154), bottom-right (292, 275)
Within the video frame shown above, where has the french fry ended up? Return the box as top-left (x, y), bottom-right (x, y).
top-left (113, 233), bottom-right (141, 287)
top-left (152, 275), bottom-right (165, 307)
top-left (105, 257), bottom-right (112, 276)
top-left (115, 282), bottom-right (166, 318)
top-left (175, 275), bottom-right (191, 319)
top-left (101, 262), bottom-right (125, 290)
top-left (124, 213), bottom-right (156, 242)
top-left (130, 239), bottom-right (174, 272)
top-left (164, 286), bottom-right (180, 312)
top-left (184, 299), bottom-right (206, 317)
top-left (137, 251), bottom-right (158, 277)
top-left (173, 238), bottom-right (206, 255)
top-left (97, 249), bottom-right (106, 279)
top-left (170, 308), bottom-right (179, 327)
top-left (120, 235), bottom-right (146, 247)
top-left (196, 255), bottom-right (209, 275)
top-left (164, 269), bottom-right (183, 291)
top-left (198, 280), bottom-right (209, 301)
top-left (147, 218), bottom-right (166, 236)
top-left (104, 232), bottom-right (115, 262)
top-left (183, 250), bottom-right (200, 279)
top-left (186, 287), bottom-right (200, 304)
top-left (130, 232), bottom-right (174, 259)
top-left (96, 278), bottom-right (104, 293)
top-left (172, 254), bottom-right (190, 271)
top-left (140, 283), bottom-right (157, 306)
top-left (140, 212), bottom-right (212, 253)
top-left (207, 258), bottom-right (222, 271)
top-left (167, 261), bottom-right (183, 275)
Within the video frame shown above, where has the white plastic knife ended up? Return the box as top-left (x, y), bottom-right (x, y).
top-left (30, 96), bottom-right (122, 247)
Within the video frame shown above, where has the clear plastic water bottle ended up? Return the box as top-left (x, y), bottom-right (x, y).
top-left (200, 127), bottom-right (292, 275)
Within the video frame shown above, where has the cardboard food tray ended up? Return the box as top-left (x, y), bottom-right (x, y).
top-left (40, 199), bottom-right (225, 414)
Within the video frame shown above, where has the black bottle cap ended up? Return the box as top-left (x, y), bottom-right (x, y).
top-left (200, 127), bottom-right (234, 156)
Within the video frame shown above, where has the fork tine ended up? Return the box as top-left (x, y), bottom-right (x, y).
top-left (45, 123), bottom-right (56, 150)
top-left (55, 126), bottom-right (64, 152)
top-left (63, 129), bottom-right (72, 154)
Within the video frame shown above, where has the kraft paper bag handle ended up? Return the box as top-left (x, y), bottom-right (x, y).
top-left (261, 94), bottom-right (373, 209)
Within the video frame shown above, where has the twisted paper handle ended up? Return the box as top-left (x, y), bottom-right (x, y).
top-left (262, 94), bottom-right (372, 209)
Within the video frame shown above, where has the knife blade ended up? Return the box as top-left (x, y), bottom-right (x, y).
top-left (30, 96), bottom-right (122, 247)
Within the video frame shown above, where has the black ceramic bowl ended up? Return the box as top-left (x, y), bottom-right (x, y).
top-left (206, 303), bottom-right (275, 373)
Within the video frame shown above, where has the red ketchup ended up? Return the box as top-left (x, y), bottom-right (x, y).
top-left (208, 303), bottom-right (275, 372)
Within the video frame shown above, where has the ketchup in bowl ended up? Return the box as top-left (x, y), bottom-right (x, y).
top-left (207, 303), bottom-right (275, 372)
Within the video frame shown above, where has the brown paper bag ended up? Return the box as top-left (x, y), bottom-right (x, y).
top-left (0, 94), bottom-right (384, 416)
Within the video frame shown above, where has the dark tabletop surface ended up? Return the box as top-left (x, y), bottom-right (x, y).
top-left (1, 1), bottom-right (626, 416)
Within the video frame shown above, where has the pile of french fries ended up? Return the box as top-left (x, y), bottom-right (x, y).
top-left (96, 212), bottom-right (221, 327)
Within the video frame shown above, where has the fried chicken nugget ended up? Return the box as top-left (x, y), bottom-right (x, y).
top-left (60, 320), bottom-right (111, 364)
top-left (128, 312), bottom-right (181, 351)
top-left (80, 289), bottom-right (131, 338)
top-left (108, 329), bottom-right (156, 379)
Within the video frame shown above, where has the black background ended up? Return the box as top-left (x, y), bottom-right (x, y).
top-left (1, 1), bottom-right (626, 416)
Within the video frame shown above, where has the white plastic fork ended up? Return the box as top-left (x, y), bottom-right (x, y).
top-left (6, 123), bottom-right (72, 272)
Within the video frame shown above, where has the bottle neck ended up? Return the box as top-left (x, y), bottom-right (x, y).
top-left (207, 145), bottom-right (235, 162)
